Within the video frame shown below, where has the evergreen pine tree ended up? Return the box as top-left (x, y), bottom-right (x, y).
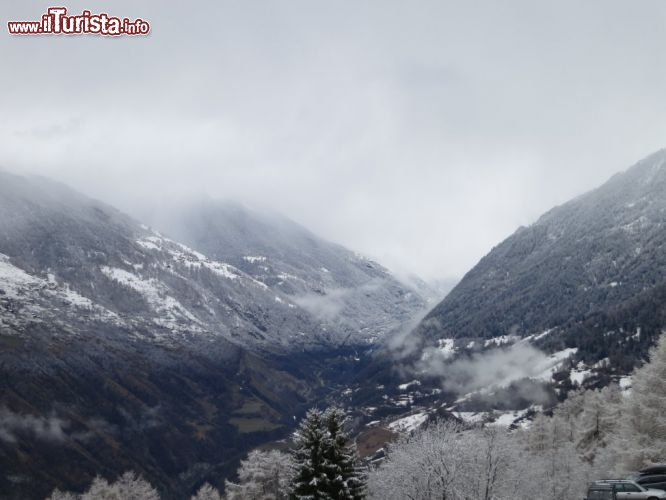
top-left (291, 408), bottom-right (331, 499)
top-left (321, 408), bottom-right (366, 500)
top-left (290, 407), bottom-right (366, 500)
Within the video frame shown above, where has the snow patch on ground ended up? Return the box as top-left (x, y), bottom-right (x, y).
top-left (455, 408), bottom-right (531, 429)
top-left (0, 254), bottom-right (43, 299)
top-left (454, 412), bottom-right (486, 425)
top-left (491, 409), bottom-right (530, 428)
top-left (484, 335), bottom-right (520, 348)
top-left (594, 358), bottom-right (610, 369)
top-left (387, 412), bottom-right (428, 433)
top-left (136, 235), bottom-right (269, 289)
top-left (523, 329), bottom-right (554, 343)
top-left (277, 272), bottom-right (301, 281)
top-left (533, 348), bottom-right (578, 381)
top-left (437, 338), bottom-right (456, 357)
top-left (100, 266), bottom-right (202, 331)
top-left (136, 238), bottom-right (161, 251)
top-left (0, 254), bottom-right (120, 328)
top-left (58, 284), bottom-right (95, 309)
top-left (619, 376), bottom-right (632, 391)
top-left (398, 380), bottom-right (421, 391)
top-left (243, 256), bottom-right (267, 263)
top-left (570, 362), bottom-right (592, 385)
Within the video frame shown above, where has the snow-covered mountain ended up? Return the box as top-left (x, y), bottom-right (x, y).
top-left (333, 150), bottom-right (666, 452)
top-left (417, 149), bottom-right (666, 346)
top-left (0, 172), bottom-right (341, 355)
top-left (0, 172), bottom-right (426, 499)
top-left (141, 199), bottom-right (429, 345)
top-left (393, 148), bottom-right (666, 405)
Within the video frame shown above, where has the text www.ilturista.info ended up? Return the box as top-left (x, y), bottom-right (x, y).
top-left (7, 7), bottom-right (150, 36)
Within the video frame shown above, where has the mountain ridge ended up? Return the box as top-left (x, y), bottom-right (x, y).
top-left (0, 171), bottom-right (424, 499)
top-left (141, 198), bottom-right (430, 345)
top-left (416, 148), bottom-right (666, 343)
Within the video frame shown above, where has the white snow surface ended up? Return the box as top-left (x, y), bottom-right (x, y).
top-left (570, 362), bottom-right (592, 385)
top-left (484, 335), bottom-right (520, 347)
top-left (100, 266), bottom-right (203, 332)
top-left (522, 329), bottom-right (555, 343)
top-left (398, 380), bottom-right (421, 391)
top-left (0, 254), bottom-right (120, 329)
top-left (136, 235), bottom-right (270, 290)
top-left (619, 376), bottom-right (632, 390)
top-left (242, 256), bottom-right (267, 263)
top-left (388, 412), bottom-right (428, 433)
top-left (0, 254), bottom-right (43, 299)
top-left (437, 338), bottom-right (456, 357)
top-left (532, 348), bottom-right (578, 381)
top-left (455, 408), bottom-right (532, 429)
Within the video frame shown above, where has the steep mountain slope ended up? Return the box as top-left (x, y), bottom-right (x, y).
top-left (0, 172), bottom-right (392, 499)
top-left (0, 172), bottom-right (336, 355)
top-left (143, 199), bottom-right (429, 345)
top-left (417, 149), bottom-right (666, 348)
top-left (326, 151), bottom-right (666, 456)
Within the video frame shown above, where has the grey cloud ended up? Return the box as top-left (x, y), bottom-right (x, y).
top-left (293, 290), bottom-right (347, 322)
top-left (13, 117), bottom-right (83, 140)
top-left (0, 407), bottom-right (68, 443)
top-left (1, 1), bottom-right (666, 280)
top-left (418, 343), bottom-right (554, 396)
top-left (293, 280), bottom-right (386, 322)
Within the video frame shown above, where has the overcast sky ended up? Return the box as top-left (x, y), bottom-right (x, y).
top-left (2, 1), bottom-right (666, 281)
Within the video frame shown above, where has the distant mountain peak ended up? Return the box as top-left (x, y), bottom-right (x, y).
top-left (140, 198), bottom-right (429, 345)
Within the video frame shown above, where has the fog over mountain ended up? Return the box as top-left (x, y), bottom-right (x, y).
top-left (0, 170), bottom-right (428, 498)
top-left (4, 1), bottom-right (666, 498)
top-left (141, 198), bottom-right (432, 344)
top-left (3, 0), bottom-right (666, 280)
top-left (417, 149), bottom-right (666, 343)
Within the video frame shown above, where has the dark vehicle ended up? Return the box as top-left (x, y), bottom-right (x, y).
top-left (640, 466), bottom-right (666, 476)
top-left (636, 476), bottom-right (666, 492)
top-left (585, 483), bottom-right (616, 500)
top-left (631, 465), bottom-right (666, 492)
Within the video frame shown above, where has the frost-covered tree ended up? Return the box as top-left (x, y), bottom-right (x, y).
top-left (370, 420), bottom-right (547, 500)
top-left (225, 449), bottom-right (293, 500)
top-left (291, 407), bottom-right (366, 500)
top-left (80, 471), bottom-right (159, 500)
top-left (615, 333), bottom-right (666, 472)
top-left (552, 388), bottom-right (587, 443)
top-left (463, 425), bottom-right (518, 500)
top-left (320, 408), bottom-right (366, 500)
top-left (190, 482), bottom-right (222, 500)
top-left (368, 416), bottom-right (595, 500)
top-left (576, 384), bottom-right (622, 462)
top-left (524, 409), bottom-right (593, 499)
top-left (534, 439), bottom-right (590, 500)
top-left (45, 489), bottom-right (79, 500)
top-left (368, 419), bottom-right (468, 500)
top-left (80, 476), bottom-right (114, 500)
top-left (291, 409), bottom-right (329, 499)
